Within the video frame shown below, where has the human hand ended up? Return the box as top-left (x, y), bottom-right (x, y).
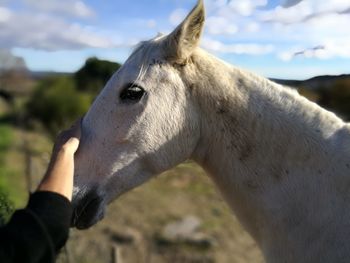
top-left (37, 119), bottom-right (82, 201)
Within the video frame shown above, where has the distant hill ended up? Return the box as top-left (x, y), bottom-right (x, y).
top-left (29, 71), bottom-right (72, 80)
top-left (272, 74), bottom-right (350, 91)
top-left (272, 74), bottom-right (350, 121)
top-left (29, 70), bottom-right (349, 93)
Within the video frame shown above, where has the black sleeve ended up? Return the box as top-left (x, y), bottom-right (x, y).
top-left (0, 191), bottom-right (72, 263)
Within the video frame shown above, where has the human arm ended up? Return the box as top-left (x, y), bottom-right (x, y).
top-left (0, 120), bottom-right (81, 263)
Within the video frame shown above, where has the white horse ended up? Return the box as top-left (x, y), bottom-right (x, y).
top-left (72, 1), bottom-right (350, 262)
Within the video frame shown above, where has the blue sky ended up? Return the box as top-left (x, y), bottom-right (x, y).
top-left (1, 0), bottom-right (349, 79)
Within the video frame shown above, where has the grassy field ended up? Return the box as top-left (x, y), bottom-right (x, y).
top-left (0, 103), bottom-right (27, 212)
top-left (0, 98), bottom-right (48, 221)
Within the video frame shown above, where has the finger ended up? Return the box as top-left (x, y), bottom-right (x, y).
top-left (66, 137), bottom-right (80, 151)
top-left (53, 118), bottom-right (83, 152)
top-left (65, 118), bottom-right (82, 139)
top-left (71, 119), bottom-right (82, 139)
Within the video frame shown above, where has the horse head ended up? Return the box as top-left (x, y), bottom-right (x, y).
top-left (72, 0), bottom-right (205, 229)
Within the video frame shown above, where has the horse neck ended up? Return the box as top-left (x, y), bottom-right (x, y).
top-left (190, 49), bottom-right (350, 256)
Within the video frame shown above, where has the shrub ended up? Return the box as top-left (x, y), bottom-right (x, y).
top-left (0, 125), bottom-right (15, 225)
top-left (26, 77), bottom-right (91, 136)
top-left (75, 57), bottom-right (121, 94)
top-left (0, 190), bottom-right (14, 226)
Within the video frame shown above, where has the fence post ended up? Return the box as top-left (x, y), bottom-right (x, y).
top-left (111, 245), bottom-right (122, 263)
top-left (23, 138), bottom-right (32, 192)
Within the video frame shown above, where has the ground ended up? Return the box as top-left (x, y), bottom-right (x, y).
top-left (57, 160), bottom-right (263, 263)
top-left (60, 162), bottom-right (263, 263)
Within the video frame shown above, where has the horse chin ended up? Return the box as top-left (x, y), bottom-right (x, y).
top-left (71, 189), bottom-right (106, 230)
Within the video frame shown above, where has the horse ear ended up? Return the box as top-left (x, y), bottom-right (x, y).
top-left (163, 0), bottom-right (205, 63)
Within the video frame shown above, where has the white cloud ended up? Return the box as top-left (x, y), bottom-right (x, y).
top-left (201, 0), bottom-right (267, 35)
top-left (206, 16), bottom-right (238, 35)
top-left (0, 6), bottom-right (11, 22)
top-left (227, 0), bottom-right (267, 16)
top-left (131, 18), bottom-right (157, 29)
top-left (1, 0), bottom-right (348, 69)
top-left (260, 0), bottom-right (350, 24)
top-left (169, 8), bottom-right (187, 26)
top-left (0, 11), bottom-right (119, 50)
top-left (0, 1), bottom-right (146, 51)
top-left (252, 0), bottom-right (350, 62)
top-left (169, 0), bottom-right (266, 36)
top-left (168, 0), bottom-right (350, 63)
top-left (205, 0), bottom-right (227, 12)
top-left (146, 19), bottom-right (157, 29)
top-left (202, 37), bottom-right (274, 55)
top-left (279, 46), bottom-right (325, 61)
top-left (194, 0), bottom-right (267, 37)
top-left (279, 39), bottom-right (350, 61)
top-left (23, 0), bottom-right (94, 18)
top-left (260, 3), bottom-right (313, 24)
top-left (245, 22), bottom-right (260, 33)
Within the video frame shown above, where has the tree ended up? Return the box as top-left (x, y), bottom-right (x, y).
top-left (75, 57), bottom-right (121, 94)
top-left (27, 77), bottom-right (91, 136)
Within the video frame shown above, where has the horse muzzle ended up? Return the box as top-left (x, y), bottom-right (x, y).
top-left (71, 189), bottom-right (106, 229)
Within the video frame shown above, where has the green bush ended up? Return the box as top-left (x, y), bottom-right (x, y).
top-left (26, 57), bottom-right (121, 136)
top-left (75, 57), bottom-right (121, 94)
top-left (0, 125), bottom-right (15, 225)
top-left (0, 190), bottom-right (14, 226)
top-left (27, 77), bottom-right (91, 136)
top-left (0, 125), bottom-right (12, 153)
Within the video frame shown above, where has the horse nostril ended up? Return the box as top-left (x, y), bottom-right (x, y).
top-left (71, 191), bottom-right (105, 229)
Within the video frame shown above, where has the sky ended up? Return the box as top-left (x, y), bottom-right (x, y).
top-left (0, 0), bottom-right (349, 80)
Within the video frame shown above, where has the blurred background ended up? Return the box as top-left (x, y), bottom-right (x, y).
top-left (0, 0), bottom-right (349, 262)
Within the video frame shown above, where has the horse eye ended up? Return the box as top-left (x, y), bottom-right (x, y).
top-left (120, 84), bottom-right (145, 102)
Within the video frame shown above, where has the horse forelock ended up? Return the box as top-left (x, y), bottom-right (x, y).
top-left (124, 38), bottom-right (168, 84)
